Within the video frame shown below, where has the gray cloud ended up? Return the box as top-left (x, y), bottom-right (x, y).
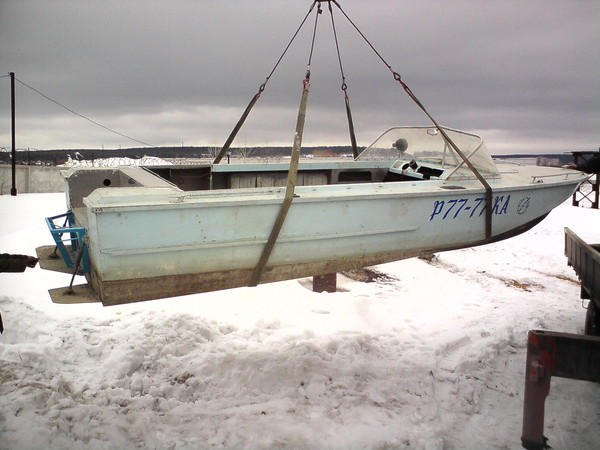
top-left (1, 0), bottom-right (598, 153)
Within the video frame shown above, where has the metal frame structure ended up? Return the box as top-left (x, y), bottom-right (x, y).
top-left (45, 211), bottom-right (90, 273)
top-left (522, 229), bottom-right (600, 449)
top-left (521, 330), bottom-right (600, 449)
top-left (571, 151), bottom-right (599, 209)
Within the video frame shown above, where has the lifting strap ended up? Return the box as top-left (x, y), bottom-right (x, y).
top-left (248, 1), bottom-right (322, 286)
top-left (249, 78), bottom-right (310, 286)
top-left (399, 80), bottom-right (493, 239)
top-left (223, 0), bottom-right (494, 286)
top-left (327, 1), bottom-right (358, 158)
top-left (249, 5), bottom-right (323, 286)
top-left (330, 0), bottom-right (493, 239)
top-left (213, 2), bottom-right (317, 164)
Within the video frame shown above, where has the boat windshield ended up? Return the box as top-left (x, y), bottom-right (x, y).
top-left (357, 126), bottom-right (499, 179)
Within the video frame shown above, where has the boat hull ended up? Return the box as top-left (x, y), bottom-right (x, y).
top-left (90, 212), bottom-right (549, 305)
top-left (81, 171), bottom-right (580, 305)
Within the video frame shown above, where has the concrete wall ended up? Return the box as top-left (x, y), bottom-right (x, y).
top-left (0, 165), bottom-right (65, 195)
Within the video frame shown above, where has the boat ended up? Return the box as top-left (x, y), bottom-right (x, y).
top-left (35, 1), bottom-right (589, 305)
top-left (37, 126), bottom-right (587, 305)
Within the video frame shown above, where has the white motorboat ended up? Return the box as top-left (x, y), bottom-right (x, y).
top-left (38, 126), bottom-right (587, 305)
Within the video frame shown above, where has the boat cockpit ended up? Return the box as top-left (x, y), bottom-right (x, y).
top-left (357, 126), bottom-right (499, 182)
top-left (62, 126), bottom-right (500, 219)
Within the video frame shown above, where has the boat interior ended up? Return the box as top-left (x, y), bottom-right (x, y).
top-left (63, 126), bottom-right (500, 226)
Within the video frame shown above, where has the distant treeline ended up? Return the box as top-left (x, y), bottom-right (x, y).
top-left (0, 146), bottom-right (579, 166)
top-left (0, 146), bottom-right (361, 166)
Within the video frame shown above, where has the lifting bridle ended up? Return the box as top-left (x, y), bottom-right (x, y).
top-left (212, 0), bottom-right (493, 286)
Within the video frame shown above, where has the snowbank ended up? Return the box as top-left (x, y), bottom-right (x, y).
top-left (59, 155), bottom-right (172, 168)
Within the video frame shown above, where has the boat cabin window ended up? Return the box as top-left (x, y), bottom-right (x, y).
top-left (357, 126), bottom-right (499, 180)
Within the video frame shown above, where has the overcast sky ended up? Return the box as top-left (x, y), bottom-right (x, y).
top-left (1, 0), bottom-right (598, 154)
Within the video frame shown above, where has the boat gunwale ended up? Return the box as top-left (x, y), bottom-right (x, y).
top-left (83, 168), bottom-right (586, 213)
top-left (83, 181), bottom-right (491, 213)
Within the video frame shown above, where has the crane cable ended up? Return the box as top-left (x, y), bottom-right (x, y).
top-left (330, 0), bottom-right (493, 238)
top-left (214, 0), bottom-right (493, 240)
top-left (212, 1), bottom-right (318, 164)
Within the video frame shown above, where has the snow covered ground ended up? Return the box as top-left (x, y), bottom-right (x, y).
top-left (1, 193), bottom-right (598, 449)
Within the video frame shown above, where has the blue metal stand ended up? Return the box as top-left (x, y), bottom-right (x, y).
top-left (45, 211), bottom-right (89, 273)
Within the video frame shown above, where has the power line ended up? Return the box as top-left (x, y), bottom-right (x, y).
top-left (12, 75), bottom-right (158, 148)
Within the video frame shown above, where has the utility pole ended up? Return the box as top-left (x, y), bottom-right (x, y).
top-left (10, 72), bottom-right (17, 196)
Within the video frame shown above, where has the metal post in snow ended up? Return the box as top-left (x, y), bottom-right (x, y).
top-left (10, 72), bottom-right (17, 196)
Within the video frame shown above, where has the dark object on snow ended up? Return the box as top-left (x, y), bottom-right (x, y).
top-left (0, 253), bottom-right (39, 273)
top-left (577, 155), bottom-right (600, 174)
top-left (569, 153), bottom-right (600, 174)
top-left (0, 253), bottom-right (38, 334)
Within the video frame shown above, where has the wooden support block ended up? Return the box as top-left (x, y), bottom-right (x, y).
top-left (313, 273), bottom-right (337, 293)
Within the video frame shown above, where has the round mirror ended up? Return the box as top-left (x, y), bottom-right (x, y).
top-left (393, 138), bottom-right (408, 153)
